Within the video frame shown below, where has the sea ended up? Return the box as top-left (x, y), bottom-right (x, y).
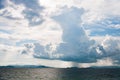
top-left (0, 68), bottom-right (120, 80)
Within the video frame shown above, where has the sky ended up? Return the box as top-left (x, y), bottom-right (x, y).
top-left (0, 0), bottom-right (120, 68)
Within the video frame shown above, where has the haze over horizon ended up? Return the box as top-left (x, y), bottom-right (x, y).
top-left (0, 0), bottom-right (120, 68)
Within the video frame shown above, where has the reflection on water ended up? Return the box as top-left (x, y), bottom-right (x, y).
top-left (0, 68), bottom-right (120, 80)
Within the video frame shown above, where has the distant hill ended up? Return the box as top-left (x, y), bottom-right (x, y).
top-left (0, 65), bottom-right (120, 68)
top-left (88, 66), bottom-right (120, 69)
top-left (0, 65), bottom-right (50, 68)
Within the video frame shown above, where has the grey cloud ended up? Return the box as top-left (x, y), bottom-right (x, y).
top-left (0, 0), bottom-right (44, 26)
top-left (11, 0), bottom-right (44, 26)
top-left (98, 37), bottom-right (120, 63)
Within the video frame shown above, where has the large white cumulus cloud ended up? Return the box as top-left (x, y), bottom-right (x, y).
top-left (32, 7), bottom-right (120, 63)
top-left (50, 7), bottom-right (96, 62)
top-left (32, 7), bottom-right (94, 62)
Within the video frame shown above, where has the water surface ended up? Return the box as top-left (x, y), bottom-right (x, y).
top-left (0, 68), bottom-right (120, 80)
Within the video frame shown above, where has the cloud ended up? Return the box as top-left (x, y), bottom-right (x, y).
top-left (80, 0), bottom-right (120, 24)
top-left (0, 0), bottom-right (25, 19)
top-left (98, 36), bottom-right (120, 63)
top-left (0, 0), bottom-right (44, 26)
top-left (31, 6), bottom-right (120, 64)
top-left (33, 7), bottom-right (96, 62)
top-left (53, 7), bottom-right (95, 62)
top-left (11, 0), bottom-right (44, 26)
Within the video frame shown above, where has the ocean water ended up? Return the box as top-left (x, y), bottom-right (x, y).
top-left (0, 68), bottom-right (120, 80)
